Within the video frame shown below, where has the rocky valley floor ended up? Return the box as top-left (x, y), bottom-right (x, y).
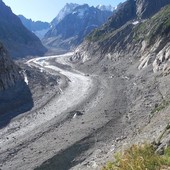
top-left (0, 52), bottom-right (170, 170)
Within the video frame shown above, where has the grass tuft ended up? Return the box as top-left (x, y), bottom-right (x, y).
top-left (102, 144), bottom-right (170, 170)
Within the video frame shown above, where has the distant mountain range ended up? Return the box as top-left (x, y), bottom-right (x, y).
top-left (0, 0), bottom-right (47, 58)
top-left (43, 3), bottom-right (114, 51)
top-left (18, 15), bottom-right (50, 39)
top-left (51, 3), bottom-right (114, 26)
top-left (17, 3), bottom-right (114, 52)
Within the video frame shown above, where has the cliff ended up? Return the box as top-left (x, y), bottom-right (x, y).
top-left (0, 42), bottom-right (33, 125)
top-left (0, 42), bottom-right (21, 90)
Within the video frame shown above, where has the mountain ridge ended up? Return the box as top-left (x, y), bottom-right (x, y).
top-left (51, 3), bottom-right (114, 27)
top-left (74, 0), bottom-right (170, 70)
top-left (51, 3), bottom-right (79, 26)
top-left (0, 0), bottom-right (47, 58)
top-left (43, 3), bottom-right (113, 52)
top-left (18, 15), bottom-right (50, 39)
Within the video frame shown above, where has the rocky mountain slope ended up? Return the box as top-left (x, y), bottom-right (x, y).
top-left (74, 0), bottom-right (170, 74)
top-left (136, 0), bottom-right (170, 19)
top-left (0, 42), bottom-right (21, 91)
top-left (0, 0), bottom-right (47, 58)
top-left (0, 42), bottom-right (33, 126)
top-left (62, 0), bottom-right (170, 168)
top-left (0, 0), bottom-right (170, 169)
top-left (18, 15), bottom-right (50, 39)
top-left (43, 4), bottom-right (113, 51)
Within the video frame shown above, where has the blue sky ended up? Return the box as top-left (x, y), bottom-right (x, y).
top-left (3, 0), bottom-right (125, 22)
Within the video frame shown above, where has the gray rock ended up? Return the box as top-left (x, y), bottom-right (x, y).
top-left (0, 42), bottom-right (33, 127)
top-left (0, 42), bottom-right (21, 90)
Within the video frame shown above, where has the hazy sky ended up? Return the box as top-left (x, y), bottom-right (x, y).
top-left (3, 0), bottom-right (125, 22)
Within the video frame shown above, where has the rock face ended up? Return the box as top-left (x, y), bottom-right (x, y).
top-left (0, 42), bottom-right (21, 91)
top-left (0, 0), bottom-right (47, 58)
top-left (0, 42), bottom-right (33, 123)
top-left (18, 15), bottom-right (50, 39)
top-left (136, 0), bottom-right (170, 19)
top-left (43, 4), bottom-right (113, 51)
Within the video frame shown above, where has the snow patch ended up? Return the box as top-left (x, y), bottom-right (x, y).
top-left (96, 4), bottom-right (115, 12)
top-left (132, 21), bottom-right (139, 25)
top-left (23, 70), bottom-right (29, 85)
top-left (73, 114), bottom-right (77, 118)
top-left (77, 8), bottom-right (88, 18)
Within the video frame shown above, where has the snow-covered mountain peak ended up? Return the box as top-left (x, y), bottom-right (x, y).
top-left (71, 4), bottom-right (90, 18)
top-left (96, 4), bottom-right (115, 12)
top-left (51, 3), bottom-right (79, 26)
top-left (51, 3), bottom-right (115, 26)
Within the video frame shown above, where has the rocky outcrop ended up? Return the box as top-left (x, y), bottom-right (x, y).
top-left (43, 4), bottom-right (112, 51)
top-left (136, 0), bottom-right (170, 19)
top-left (0, 42), bottom-right (21, 90)
top-left (0, 0), bottom-right (47, 58)
top-left (0, 42), bottom-right (33, 123)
